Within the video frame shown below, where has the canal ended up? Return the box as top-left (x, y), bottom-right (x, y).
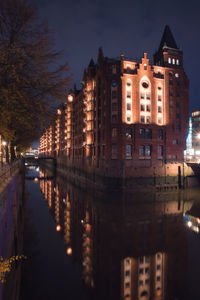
top-left (19, 165), bottom-right (200, 300)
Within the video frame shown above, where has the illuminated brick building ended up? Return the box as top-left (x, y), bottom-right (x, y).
top-left (40, 25), bottom-right (189, 186)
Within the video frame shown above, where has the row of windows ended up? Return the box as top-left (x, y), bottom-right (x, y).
top-left (111, 145), bottom-right (164, 157)
top-left (111, 128), bottom-right (164, 140)
top-left (168, 57), bottom-right (179, 65)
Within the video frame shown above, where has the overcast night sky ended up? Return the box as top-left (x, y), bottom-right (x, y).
top-left (32, 0), bottom-right (199, 112)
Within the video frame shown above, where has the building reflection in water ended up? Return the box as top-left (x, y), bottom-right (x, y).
top-left (39, 170), bottom-right (188, 300)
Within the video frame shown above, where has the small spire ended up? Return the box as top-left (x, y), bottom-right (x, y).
top-left (88, 58), bottom-right (95, 67)
top-left (159, 25), bottom-right (178, 50)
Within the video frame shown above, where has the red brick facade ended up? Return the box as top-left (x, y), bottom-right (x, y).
top-left (39, 26), bottom-right (189, 180)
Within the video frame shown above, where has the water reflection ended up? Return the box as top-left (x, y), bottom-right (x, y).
top-left (37, 167), bottom-right (195, 300)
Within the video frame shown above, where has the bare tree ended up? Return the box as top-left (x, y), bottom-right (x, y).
top-left (0, 0), bottom-right (70, 159)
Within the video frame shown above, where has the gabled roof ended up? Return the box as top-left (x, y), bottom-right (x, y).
top-left (159, 25), bottom-right (178, 51)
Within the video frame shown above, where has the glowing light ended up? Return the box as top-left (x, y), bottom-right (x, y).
top-left (66, 247), bottom-right (72, 255)
top-left (187, 221), bottom-right (192, 228)
top-left (2, 141), bottom-right (7, 146)
top-left (68, 94), bottom-right (73, 102)
top-left (56, 225), bottom-right (61, 231)
top-left (34, 178), bottom-right (39, 182)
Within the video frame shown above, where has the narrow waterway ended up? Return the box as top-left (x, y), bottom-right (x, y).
top-left (20, 165), bottom-right (200, 300)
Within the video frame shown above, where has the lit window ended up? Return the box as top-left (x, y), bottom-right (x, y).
top-left (126, 144), bottom-right (132, 156)
top-left (176, 59), bottom-right (179, 65)
top-left (112, 128), bottom-right (117, 137)
top-left (172, 58), bottom-right (175, 64)
top-left (172, 139), bottom-right (178, 144)
top-left (175, 73), bottom-right (179, 78)
top-left (168, 57), bottom-right (171, 64)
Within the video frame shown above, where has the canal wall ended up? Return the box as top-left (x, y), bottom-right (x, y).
top-left (0, 162), bottom-right (24, 300)
top-left (39, 156), bottom-right (198, 192)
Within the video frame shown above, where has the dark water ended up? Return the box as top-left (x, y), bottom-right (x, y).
top-left (20, 166), bottom-right (200, 300)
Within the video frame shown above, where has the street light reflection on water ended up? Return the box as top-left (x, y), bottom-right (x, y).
top-left (20, 165), bottom-right (200, 300)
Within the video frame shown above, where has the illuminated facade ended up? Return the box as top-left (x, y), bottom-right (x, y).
top-left (40, 26), bottom-right (189, 183)
top-left (191, 110), bottom-right (200, 158)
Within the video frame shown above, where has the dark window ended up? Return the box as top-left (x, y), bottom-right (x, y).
top-left (127, 81), bottom-right (131, 86)
top-left (141, 93), bottom-right (145, 99)
top-left (158, 129), bottom-right (163, 140)
top-left (146, 105), bottom-right (150, 112)
top-left (144, 65), bottom-right (147, 70)
top-left (169, 79), bottom-right (173, 85)
top-left (139, 145), bottom-right (151, 156)
top-left (142, 82), bottom-right (149, 88)
top-left (176, 91), bottom-right (180, 97)
top-left (145, 145), bottom-right (151, 156)
top-left (158, 95), bottom-right (162, 101)
top-left (111, 115), bottom-right (117, 123)
top-left (112, 81), bottom-right (117, 87)
top-left (126, 144), bottom-right (132, 156)
top-left (140, 116), bottom-right (145, 123)
top-left (146, 93), bottom-right (150, 100)
top-left (127, 103), bottom-right (131, 110)
top-left (125, 270), bottom-right (130, 277)
top-left (141, 104), bottom-right (145, 111)
top-left (126, 128), bottom-right (132, 139)
top-left (127, 91), bottom-right (131, 98)
top-left (169, 91), bottom-right (173, 97)
top-left (140, 128), bottom-right (152, 139)
top-left (158, 145), bottom-right (163, 157)
top-left (112, 90), bottom-right (117, 98)
top-left (112, 102), bottom-right (117, 111)
top-left (111, 144), bottom-right (117, 155)
top-left (158, 106), bottom-right (162, 113)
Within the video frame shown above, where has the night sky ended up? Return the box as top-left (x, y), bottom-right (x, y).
top-left (32, 0), bottom-right (199, 111)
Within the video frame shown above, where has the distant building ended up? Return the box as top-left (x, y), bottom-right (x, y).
top-left (40, 25), bottom-right (189, 185)
top-left (191, 109), bottom-right (200, 159)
